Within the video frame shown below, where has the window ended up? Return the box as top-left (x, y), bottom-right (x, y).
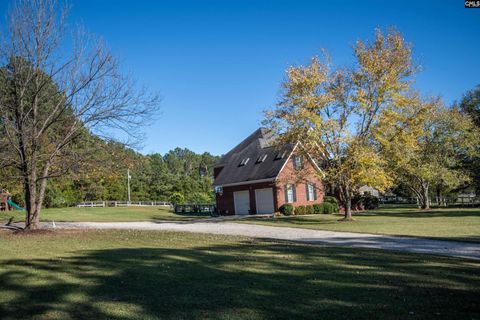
top-left (239, 158), bottom-right (250, 166)
top-left (293, 155), bottom-right (303, 170)
top-left (275, 150), bottom-right (288, 160)
top-left (285, 184), bottom-right (296, 203)
top-left (306, 183), bottom-right (317, 201)
top-left (256, 154), bottom-right (268, 163)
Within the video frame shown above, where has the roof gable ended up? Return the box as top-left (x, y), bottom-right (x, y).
top-left (214, 128), bottom-right (293, 186)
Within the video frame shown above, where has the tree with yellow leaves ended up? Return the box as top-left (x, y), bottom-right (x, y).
top-left (265, 29), bottom-right (417, 220)
top-left (376, 97), bottom-right (479, 209)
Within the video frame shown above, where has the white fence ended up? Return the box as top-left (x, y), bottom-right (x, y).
top-left (76, 201), bottom-right (171, 208)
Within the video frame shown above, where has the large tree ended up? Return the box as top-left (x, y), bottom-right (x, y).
top-left (265, 29), bottom-right (416, 220)
top-left (0, 0), bottom-right (160, 229)
top-left (376, 98), bottom-right (479, 209)
top-left (458, 85), bottom-right (480, 192)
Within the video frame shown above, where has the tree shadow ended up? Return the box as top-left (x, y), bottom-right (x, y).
top-left (0, 240), bottom-right (479, 319)
top-left (357, 208), bottom-right (480, 218)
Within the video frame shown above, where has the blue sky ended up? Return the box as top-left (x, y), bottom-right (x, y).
top-left (1, 0), bottom-right (479, 156)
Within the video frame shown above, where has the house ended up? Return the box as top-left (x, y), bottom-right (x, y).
top-left (358, 185), bottom-right (380, 198)
top-left (213, 128), bottom-right (324, 215)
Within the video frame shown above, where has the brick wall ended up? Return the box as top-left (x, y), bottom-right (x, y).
top-left (276, 154), bottom-right (324, 209)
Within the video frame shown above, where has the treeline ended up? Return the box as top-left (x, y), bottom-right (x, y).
top-left (2, 138), bottom-right (220, 207)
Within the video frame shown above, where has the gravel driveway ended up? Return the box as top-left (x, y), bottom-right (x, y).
top-left (44, 220), bottom-right (480, 260)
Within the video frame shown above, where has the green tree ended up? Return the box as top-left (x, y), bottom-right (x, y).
top-left (376, 98), bottom-right (479, 209)
top-left (458, 85), bottom-right (480, 192)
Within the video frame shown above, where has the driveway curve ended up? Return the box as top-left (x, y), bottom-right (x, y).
top-left (46, 220), bottom-right (480, 260)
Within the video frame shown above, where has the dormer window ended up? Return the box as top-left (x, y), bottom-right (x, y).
top-left (239, 158), bottom-right (250, 166)
top-left (275, 150), bottom-right (288, 160)
top-left (256, 154), bottom-right (268, 163)
top-left (293, 155), bottom-right (303, 170)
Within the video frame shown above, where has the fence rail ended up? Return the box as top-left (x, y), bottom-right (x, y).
top-left (76, 201), bottom-right (171, 208)
top-left (380, 196), bottom-right (480, 206)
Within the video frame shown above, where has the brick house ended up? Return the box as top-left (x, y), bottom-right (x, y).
top-left (214, 128), bottom-right (324, 215)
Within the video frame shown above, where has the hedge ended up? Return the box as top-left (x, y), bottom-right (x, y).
top-left (280, 204), bottom-right (294, 215)
top-left (295, 205), bottom-right (306, 215)
top-left (305, 205), bottom-right (314, 215)
top-left (313, 204), bottom-right (323, 214)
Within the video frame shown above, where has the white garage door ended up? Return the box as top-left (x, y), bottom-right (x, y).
top-left (255, 188), bottom-right (275, 214)
top-left (234, 190), bottom-right (250, 215)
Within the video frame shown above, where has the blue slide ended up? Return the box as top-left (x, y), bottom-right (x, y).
top-left (7, 199), bottom-right (24, 211)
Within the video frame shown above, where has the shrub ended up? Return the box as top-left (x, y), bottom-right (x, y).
top-left (295, 205), bottom-right (306, 215)
top-left (362, 193), bottom-right (379, 210)
top-left (169, 192), bottom-right (185, 205)
top-left (323, 196), bottom-right (339, 205)
top-left (313, 204), bottom-right (323, 214)
top-left (280, 204), bottom-right (294, 216)
top-left (305, 205), bottom-right (314, 215)
top-left (322, 202), bottom-right (335, 214)
top-left (352, 192), bottom-right (379, 211)
top-left (323, 196), bottom-right (339, 212)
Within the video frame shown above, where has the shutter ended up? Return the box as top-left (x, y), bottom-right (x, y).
top-left (313, 183), bottom-right (317, 200)
top-left (305, 183), bottom-right (309, 201)
top-left (293, 185), bottom-right (297, 202)
top-left (284, 185), bottom-right (289, 203)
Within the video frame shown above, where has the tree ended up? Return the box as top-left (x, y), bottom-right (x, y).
top-left (458, 85), bottom-right (480, 192)
top-left (376, 98), bottom-right (479, 209)
top-left (459, 85), bottom-right (480, 127)
top-left (0, 0), bottom-right (160, 229)
top-left (265, 29), bottom-right (416, 220)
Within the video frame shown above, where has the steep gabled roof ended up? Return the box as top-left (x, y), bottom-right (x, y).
top-left (214, 128), bottom-right (293, 186)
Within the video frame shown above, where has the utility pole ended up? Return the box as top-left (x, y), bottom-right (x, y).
top-left (127, 169), bottom-right (131, 204)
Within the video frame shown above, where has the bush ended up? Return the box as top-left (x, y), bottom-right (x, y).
top-left (305, 205), bottom-right (314, 215)
top-left (322, 202), bottom-right (335, 214)
top-left (313, 204), bottom-right (323, 214)
top-left (169, 192), bottom-right (185, 205)
top-left (323, 196), bottom-right (339, 205)
top-left (279, 204), bottom-right (294, 216)
top-left (323, 196), bottom-right (339, 213)
top-left (362, 193), bottom-right (379, 210)
top-left (295, 205), bottom-right (306, 215)
top-left (352, 192), bottom-right (379, 211)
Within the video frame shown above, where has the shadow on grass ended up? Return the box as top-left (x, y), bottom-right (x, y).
top-left (0, 240), bottom-right (479, 319)
top-left (357, 208), bottom-right (480, 218)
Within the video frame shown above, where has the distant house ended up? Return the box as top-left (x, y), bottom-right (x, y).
top-left (358, 185), bottom-right (380, 198)
top-left (213, 128), bottom-right (324, 215)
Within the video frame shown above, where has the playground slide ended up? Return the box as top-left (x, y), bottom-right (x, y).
top-left (7, 199), bottom-right (24, 211)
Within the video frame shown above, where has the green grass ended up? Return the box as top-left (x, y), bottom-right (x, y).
top-left (239, 207), bottom-right (480, 243)
top-left (0, 229), bottom-right (478, 319)
top-left (0, 206), bottom-right (212, 222)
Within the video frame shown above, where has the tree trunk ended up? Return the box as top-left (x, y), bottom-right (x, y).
top-left (341, 185), bottom-right (353, 221)
top-left (420, 181), bottom-right (430, 210)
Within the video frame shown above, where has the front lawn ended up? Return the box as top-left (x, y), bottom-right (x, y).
top-left (239, 207), bottom-right (480, 243)
top-left (0, 230), bottom-right (478, 319)
top-left (0, 206), bottom-right (212, 223)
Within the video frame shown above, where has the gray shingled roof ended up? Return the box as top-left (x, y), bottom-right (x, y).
top-left (214, 128), bottom-right (293, 186)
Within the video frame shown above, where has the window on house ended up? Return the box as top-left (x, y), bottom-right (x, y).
top-left (285, 184), bottom-right (296, 203)
top-left (239, 158), bottom-right (250, 166)
top-left (256, 154), bottom-right (268, 163)
top-left (275, 150), bottom-right (288, 160)
top-left (306, 183), bottom-right (317, 201)
top-left (293, 155), bottom-right (303, 170)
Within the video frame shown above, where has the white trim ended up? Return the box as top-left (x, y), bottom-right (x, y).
top-left (274, 142), bottom-right (326, 180)
top-left (215, 178), bottom-right (275, 188)
top-left (274, 142), bottom-right (299, 181)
